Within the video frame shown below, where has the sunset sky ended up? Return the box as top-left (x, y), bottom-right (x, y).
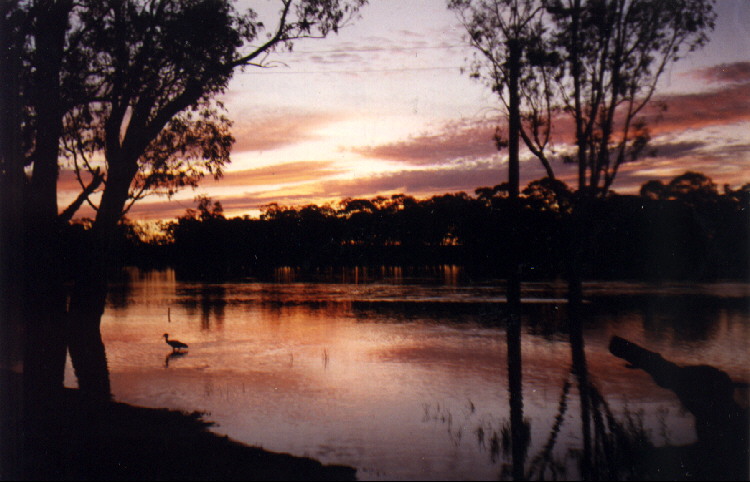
top-left (63, 0), bottom-right (750, 220)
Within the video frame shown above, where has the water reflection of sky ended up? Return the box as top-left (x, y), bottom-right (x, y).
top-left (66, 267), bottom-right (750, 480)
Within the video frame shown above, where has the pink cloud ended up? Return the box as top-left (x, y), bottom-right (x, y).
top-left (352, 64), bottom-right (750, 171)
top-left (690, 61), bottom-right (750, 84)
top-left (116, 149), bottom-right (750, 220)
top-left (352, 119), bottom-right (499, 165)
top-left (127, 160), bottom-right (562, 219)
top-left (201, 161), bottom-right (341, 187)
top-left (231, 110), bottom-right (342, 152)
top-left (647, 80), bottom-right (750, 134)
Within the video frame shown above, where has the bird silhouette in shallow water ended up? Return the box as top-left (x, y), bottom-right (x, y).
top-left (163, 333), bottom-right (188, 353)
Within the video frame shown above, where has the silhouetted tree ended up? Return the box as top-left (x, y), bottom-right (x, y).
top-left (639, 179), bottom-right (667, 200)
top-left (666, 170), bottom-right (719, 203)
top-left (7, 0), bottom-right (368, 404)
top-left (449, 4), bottom-right (552, 383)
top-left (522, 177), bottom-right (573, 214)
top-left (449, 0), bottom-right (557, 183)
top-left (66, 0), bottom-right (367, 398)
top-left (550, 1), bottom-right (716, 344)
top-left (451, 1), bottom-right (717, 325)
top-left (546, 0), bottom-right (716, 196)
top-left (0, 3), bottom-right (27, 478)
top-left (184, 195), bottom-right (226, 222)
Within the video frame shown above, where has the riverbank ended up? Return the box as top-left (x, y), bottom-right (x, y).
top-left (20, 387), bottom-right (357, 481)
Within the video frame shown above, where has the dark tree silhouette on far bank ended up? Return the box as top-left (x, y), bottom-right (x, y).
top-left (152, 172), bottom-right (750, 282)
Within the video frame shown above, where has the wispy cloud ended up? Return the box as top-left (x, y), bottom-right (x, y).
top-left (396, 29), bottom-right (427, 39)
top-left (231, 110), bottom-right (342, 153)
top-left (690, 61), bottom-right (750, 84)
top-left (351, 62), bottom-right (750, 169)
top-left (351, 119), bottom-right (498, 165)
top-left (648, 140), bottom-right (708, 158)
top-left (70, 60), bottom-right (750, 221)
top-left (647, 80), bottom-right (750, 134)
top-left (204, 161), bottom-right (342, 187)
top-left (308, 52), bottom-right (365, 65)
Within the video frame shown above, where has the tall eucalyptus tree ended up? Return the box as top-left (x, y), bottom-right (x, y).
top-left (547, 0), bottom-right (716, 196)
top-left (3, 0), bottom-right (368, 404)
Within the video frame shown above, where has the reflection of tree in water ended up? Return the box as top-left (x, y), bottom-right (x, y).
top-left (524, 304), bottom-right (568, 340)
top-left (424, 289), bottom-right (669, 481)
top-left (422, 371), bottom-right (656, 480)
top-left (572, 379), bottom-right (655, 481)
top-left (201, 286), bottom-right (226, 330)
top-left (589, 294), bottom-right (726, 343)
top-left (525, 378), bottom-right (571, 479)
top-left (518, 372), bottom-right (655, 481)
top-left (639, 295), bottom-right (721, 343)
top-left (106, 272), bottom-right (134, 311)
top-left (424, 344), bottom-right (747, 480)
top-left (178, 285), bottom-right (226, 331)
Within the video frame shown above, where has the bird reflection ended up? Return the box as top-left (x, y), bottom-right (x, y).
top-left (164, 351), bottom-right (187, 368)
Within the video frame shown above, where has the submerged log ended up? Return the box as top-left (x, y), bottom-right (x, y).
top-left (609, 335), bottom-right (748, 480)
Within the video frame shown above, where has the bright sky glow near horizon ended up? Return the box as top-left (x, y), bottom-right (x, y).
top-left (61, 0), bottom-right (750, 221)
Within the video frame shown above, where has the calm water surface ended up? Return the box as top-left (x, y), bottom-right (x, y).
top-left (65, 267), bottom-right (750, 480)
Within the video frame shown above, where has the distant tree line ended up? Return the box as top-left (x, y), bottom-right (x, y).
top-left (93, 171), bottom-right (749, 281)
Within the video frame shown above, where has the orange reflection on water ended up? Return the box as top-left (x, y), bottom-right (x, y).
top-left (62, 268), bottom-right (750, 481)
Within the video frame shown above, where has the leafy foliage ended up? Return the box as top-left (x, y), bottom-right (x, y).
top-left (551, 0), bottom-right (716, 194)
top-left (449, 0), bottom-right (557, 181)
top-left (12, 0), bottom-right (367, 224)
top-left (450, 0), bottom-right (717, 196)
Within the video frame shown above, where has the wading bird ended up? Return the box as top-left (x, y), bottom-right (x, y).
top-left (163, 333), bottom-right (188, 353)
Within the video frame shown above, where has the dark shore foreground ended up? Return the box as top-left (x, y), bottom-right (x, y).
top-left (18, 388), bottom-right (357, 481)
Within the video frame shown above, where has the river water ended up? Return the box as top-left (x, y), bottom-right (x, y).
top-left (64, 266), bottom-right (749, 480)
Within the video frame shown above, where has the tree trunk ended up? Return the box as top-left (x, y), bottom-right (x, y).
top-left (506, 37), bottom-right (522, 313)
top-left (19, 3), bottom-right (74, 476)
top-left (66, 157), bottom-right (137, 400)
top-left (22, 229), bottom-right (68, 407)
top-left (67, 265), bottom-right (112, 401)
top-left (505, 36), bottom-right (526, 481)
top-left (507, 38), bottom-right (521, 201)
top-left (21, 0), bottom-right (73, 400)
top-left (568, 278), bottom-right (592, 481)
top-left (2, 2), bottom-right (76, 477)
top-left (66, 225), bottom-right (114, 401)
top-left (0, 5), bottom-right (26, 477)
top-left (570, 0), bottom-right (586, 193)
